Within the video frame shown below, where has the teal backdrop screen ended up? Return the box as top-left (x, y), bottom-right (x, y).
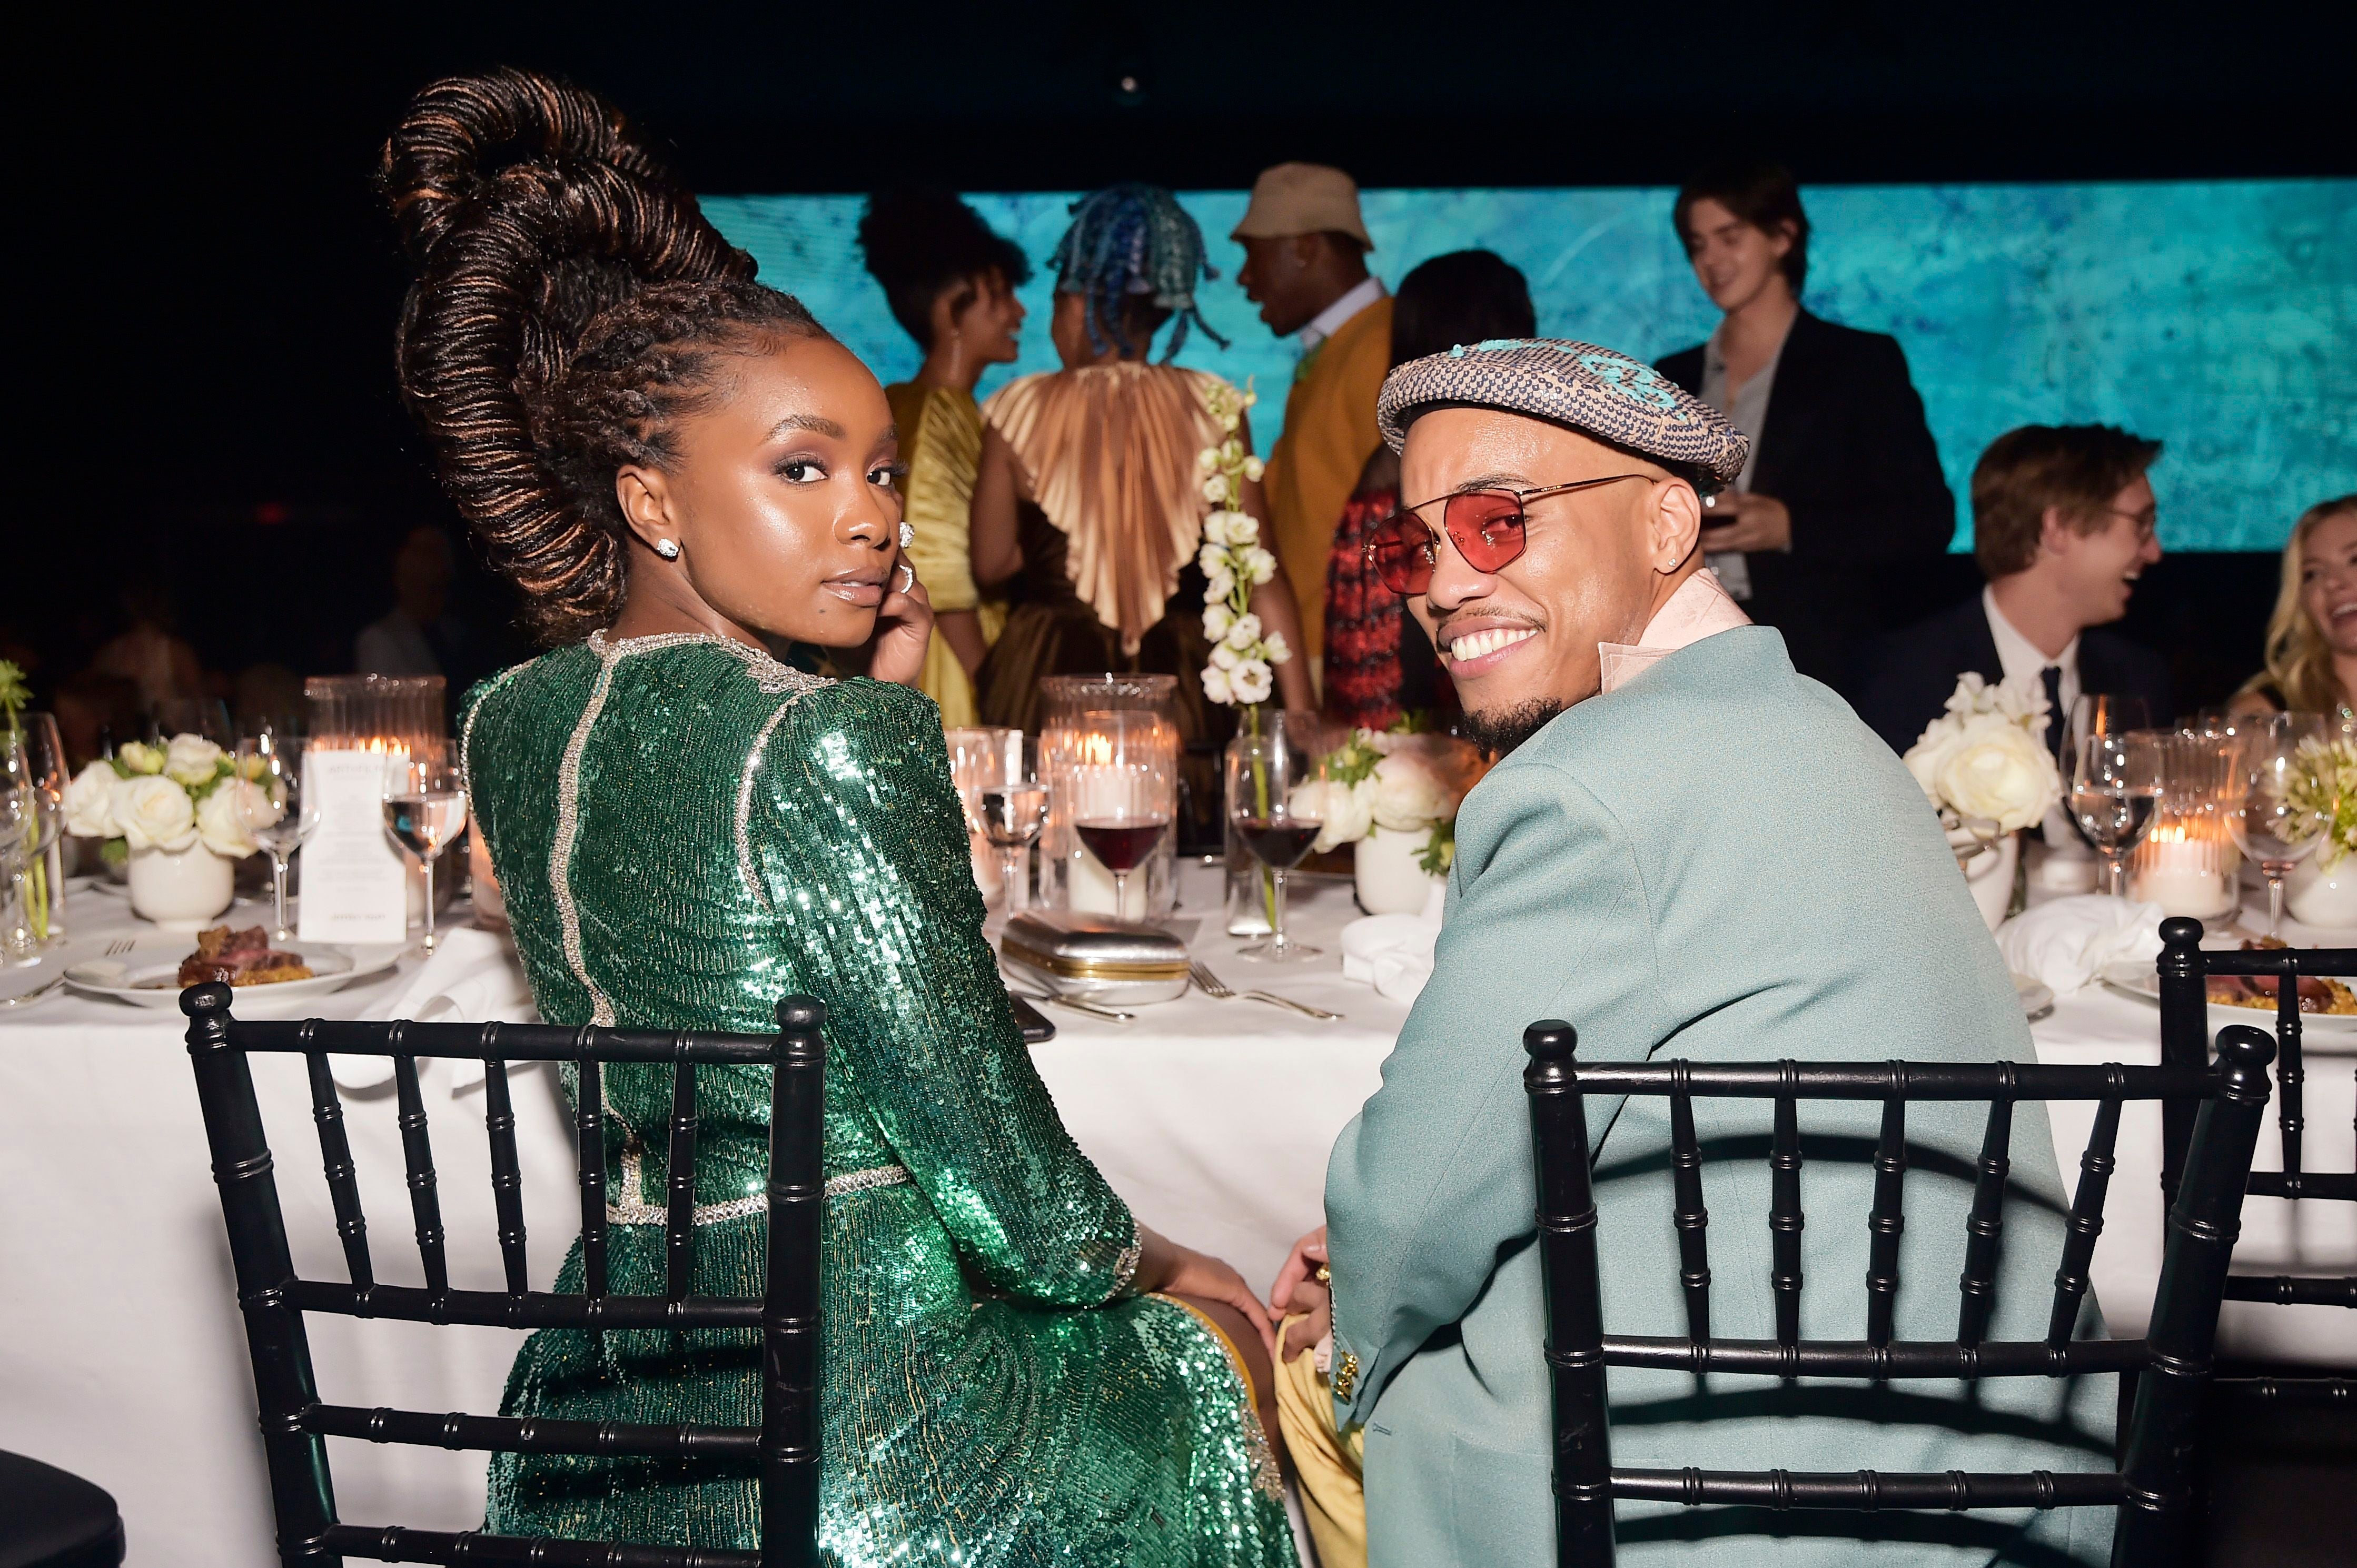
top-left (705, 181), bottom-right (2354, 554)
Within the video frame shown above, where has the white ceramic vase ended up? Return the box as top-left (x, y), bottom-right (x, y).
top-left (1355, 825), bottom-right (1445, 916)
top-left (1963, 831), bottom-right (2019, 932)
top-left (128, 841), bottom-right (237, 930)
top-left (2286, 850), bottom-right (2357, 930)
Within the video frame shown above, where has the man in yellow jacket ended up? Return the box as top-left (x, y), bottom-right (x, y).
top-left (1234, 163), bottom-right (1393, 670)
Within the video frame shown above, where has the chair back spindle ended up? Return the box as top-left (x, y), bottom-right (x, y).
top-left (1768, 1074), bottom-right (1805, 1350)
top-left (2048, 1083), bottom-right (2123, 1347)
top-left (1665, 1065), bottom-right (1712, 1344)
top-left (302, 1041), bottom-right (374, 1294)
top-left (388, 1042), bottom-right (449, 1300)
top-left (1954, 1081), bottom-right (2013, 1347)
top-left (1523, 1021), bottom-right (1618, 1565)
top-left (1864, 1078), bottom-right (1907, 1352)
top-left (666, 1055), bottom-right (699, 1301)
top-left (481, 1050), bottom-right (529, 1298)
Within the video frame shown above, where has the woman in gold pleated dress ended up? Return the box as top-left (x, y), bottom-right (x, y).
top-left (971, 184), bottom-right (1315, 740)
top-left (857, 190), bottom-right (1030, 727)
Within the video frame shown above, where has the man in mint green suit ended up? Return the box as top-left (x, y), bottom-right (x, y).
top-left (1288, 340), bottom-right (2114, 1565)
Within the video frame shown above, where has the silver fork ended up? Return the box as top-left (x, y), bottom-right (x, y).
top-left (1191, 960), bottom-right (1342, 1021)
top-left (1, 937), bottom-right (136, 1009)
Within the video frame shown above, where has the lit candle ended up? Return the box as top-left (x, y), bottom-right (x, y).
top-left (2132, 825), bottom-right (2235, 917)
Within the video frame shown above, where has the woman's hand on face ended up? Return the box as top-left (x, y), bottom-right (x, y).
top-left (866, 562), bottom-right (934, 687)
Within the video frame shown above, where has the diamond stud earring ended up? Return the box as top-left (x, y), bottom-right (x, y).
top-left (898, 522), bottom-right (916, 549)
top-left (654, 539), bottom-right (680, 560)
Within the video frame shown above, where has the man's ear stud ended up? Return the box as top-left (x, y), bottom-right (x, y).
top-left (654, 539), bottom-right (680, 560)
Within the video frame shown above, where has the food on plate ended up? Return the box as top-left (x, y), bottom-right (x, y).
top-left (175, 926), bottom-right (314, 987)
top-left (2204, 938), bottom-right (2357, 1015)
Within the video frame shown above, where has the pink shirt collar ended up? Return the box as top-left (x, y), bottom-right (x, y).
top-left (1597, 568), bottom-right (1752, 693)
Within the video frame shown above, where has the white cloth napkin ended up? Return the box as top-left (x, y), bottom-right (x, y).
top-left (1340, 911), bottom-right (1442, 1005)
top-left (1998, 895), bottom-right (2166, 996)
top-left (332, 926), bottom-right (540, 1090)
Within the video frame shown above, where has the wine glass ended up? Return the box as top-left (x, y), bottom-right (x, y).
top-left (2065, 694), bottom-right (2152, 761)
top-left (1075, 811), bottom-right (1167, 924)
top-left (2071, 730), bottom-right (2162, 896)
top-left (978, 780), bottom-right (1049, 915)
top-left (382, 752), bottom-right (469, 953)
top-left (238, 733), bottom-right (321, 941)
top-left (1225, 723), bottom-right (1323, 962)
top-left (2224, 712), bottom-right (2331, 939)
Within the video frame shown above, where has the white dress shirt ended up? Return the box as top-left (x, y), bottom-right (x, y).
top-left (1984, 586), bottom-right (2085, 849)
top-left (1298, 274), bottom-right (1387, 353)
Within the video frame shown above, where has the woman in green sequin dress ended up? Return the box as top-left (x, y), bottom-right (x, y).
top-left (382, 70), bottom-right (1296, 1565)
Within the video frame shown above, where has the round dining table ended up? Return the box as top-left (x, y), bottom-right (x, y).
top-left (1, 861), bottom-right (2348, 1562)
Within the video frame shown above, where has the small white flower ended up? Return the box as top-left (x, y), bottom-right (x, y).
top-left (1202, 475), bottom-right (1229, 503)
top-left (1206, 567), bottom-right (1236, 603)
top-left (1239, 545), bottom-right (1277, 585)
top-left (1210, 642), bottom-right (1242, 671)
top-left (1223, 613), bottom-right (1263, 651)
top-left (116, 740), bottom-right (165, 776)
top-left (1203, 602), bottom-right (1237, 641)
top-left (164, 734), bottom-right (225, 788)
top-left (1197, 446), bottom-right (1221, 473)
top-left (1231, 659), bottom-right (1274, 704)
top-left (1201, 665), bottom-right (1235, 705)
top-left (1242, 455), bottom-right (1264, 483)
top-left (1262, 630), bottom-right (1291, 664)
top-left (113, 774), bottom-right (198, 852)
top-left (196, 778), bottom-right (269, 858)
top-left (63, 761), bottom-right (119, 838)
top-left (1218, 409), bottom-right (1241, 434)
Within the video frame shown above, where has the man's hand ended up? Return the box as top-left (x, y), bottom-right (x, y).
top-left (1270, 1226), bottom-right (1332, 1362)
top-left (1698, 490), bottom-right (1791, 554)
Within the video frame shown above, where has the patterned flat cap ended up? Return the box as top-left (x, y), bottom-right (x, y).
top-left (1376, 337), bottom-right (1749, 484)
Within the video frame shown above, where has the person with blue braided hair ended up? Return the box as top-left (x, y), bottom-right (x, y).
top-left (971, 184), bottom-right (1314, 755)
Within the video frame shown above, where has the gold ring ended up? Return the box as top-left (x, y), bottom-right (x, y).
top-left (1313, 1263), bottom-right (1331, 1284)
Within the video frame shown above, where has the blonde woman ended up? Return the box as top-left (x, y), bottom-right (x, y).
top-left (2233, 494), bottom-right (2357, 719)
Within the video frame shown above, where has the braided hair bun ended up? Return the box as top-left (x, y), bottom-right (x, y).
top-left (382, 68), bottom-right (823, 643)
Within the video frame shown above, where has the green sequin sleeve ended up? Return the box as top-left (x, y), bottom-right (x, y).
top-left (748, 679), bottom-right (1140, 1306)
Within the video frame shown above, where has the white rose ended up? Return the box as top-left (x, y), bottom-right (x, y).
top-left (1223, 613), bottom-right (1263, 651)
top-left (1230, 659), bottom-right (1274, 704)
top-left (1239, 545), bottom-right (1276, 585)
top-left (116, 740), bottom-right (164, 776)
top-left (112, 774), bottom-right (198, 851)
top-left (164, 733), bottom-right (225, 787)
top-left (1930, 714), bottom-right (2062, 833)
top-left (1203, 602), bottom-right (1237, 641)
top-left (63, 761), bottom-right (120, 838)
top-left (1371, 751), bottom-right (1453, 831)
top-left (1200, 665), bottom-right (1235, 705)
top-left (1243, 455), bottom-right (1265, 482)
top-left (196, 778), bottom-right (269, 858)
top-left (1294, 776), bottom-right (1375, 852)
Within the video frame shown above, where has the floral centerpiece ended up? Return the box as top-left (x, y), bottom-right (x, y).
top-left (1291, 727), bottom-right (1489, 914)
top-left (1902, 672), bottom-right (2062, 926)
top-left (63, 735), bottom-right (279, 926)
top-left (2276, 733), bottom-right (2357, 927)
top-left (1194, 379), bottom-right (1290, 710)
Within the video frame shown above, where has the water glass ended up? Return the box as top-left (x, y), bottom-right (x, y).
top-left (383, 753), bottom-right (469, 952)
top-left (2071, 731), bottom-right (2161, 896)
top-left (978, 780), bottom-right (1050, 914)
top-left (239, 733), bottom-right (322, 941)
top-left (2225, 712), bottom-right (2330, 938)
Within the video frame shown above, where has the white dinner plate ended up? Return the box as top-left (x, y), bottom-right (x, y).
top-left (2096, 958), bottom-right (2357, 1035)
top-left (2012, 972), bottom-right (2055, 1023)
top-left (63, 938), bottom-right (409, 1016)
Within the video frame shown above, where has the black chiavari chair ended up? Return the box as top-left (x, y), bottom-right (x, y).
top-left (2157, 917), bottom-right (2357, 1311)
top-left (180, 981), bottom-right (827, 1568)
top-left (1523, 1019), bottom-right (2278, 1567)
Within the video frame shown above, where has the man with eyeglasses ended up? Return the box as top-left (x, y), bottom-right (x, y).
top-left (1269, 341), bottom-right (2115, 1566)
top-left (1856, 426), bottom-right (2173, 791)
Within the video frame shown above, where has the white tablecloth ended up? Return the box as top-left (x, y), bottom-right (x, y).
top-left (3, 866), bottom-right (2350, 1563)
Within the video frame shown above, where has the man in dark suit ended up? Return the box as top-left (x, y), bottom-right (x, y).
top-left (1855, 424), bottom-right (2173, 778)
top-left (1655, 161), bottom-right (1954, 694)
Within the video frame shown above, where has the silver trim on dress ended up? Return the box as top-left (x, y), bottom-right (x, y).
top-left (605, 1146), bottom-right (912, 1225)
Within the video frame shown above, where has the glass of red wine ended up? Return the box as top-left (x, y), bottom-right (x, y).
top-left (1226, 723), bottom-right (1324, 962)
top-left (1074, 813), bottom-right (1167, 923)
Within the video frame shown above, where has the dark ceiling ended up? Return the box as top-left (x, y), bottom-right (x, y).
top-left (17, 0), bottom-right (2350, 674)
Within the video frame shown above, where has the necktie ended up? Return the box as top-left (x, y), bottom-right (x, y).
top-left (2043, 666), bottom-right (2066, 766)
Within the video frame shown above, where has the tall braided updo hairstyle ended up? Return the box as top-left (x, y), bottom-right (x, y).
top-left (381, 68), bottom-right (827, 644)
top-left (1049, 183), bottom-right (1227, 361)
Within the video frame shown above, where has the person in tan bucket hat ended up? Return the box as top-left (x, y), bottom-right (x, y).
top-left (1234, 163), bottom-right (1392, 668)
